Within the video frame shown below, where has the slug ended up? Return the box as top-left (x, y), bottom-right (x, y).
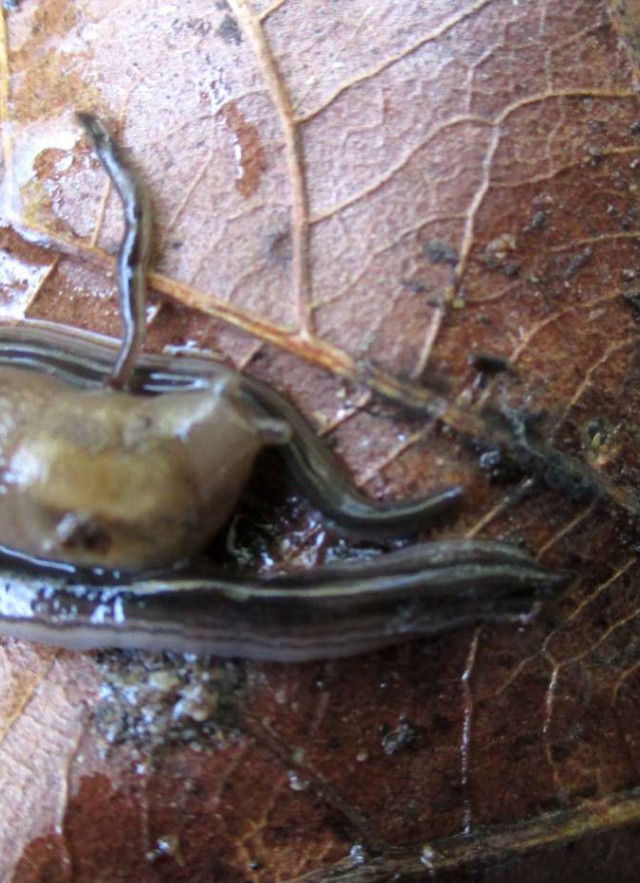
top-left (0, 366), bottom-right (290, 570)
top-left (0, 113), bottom-right (567, 659)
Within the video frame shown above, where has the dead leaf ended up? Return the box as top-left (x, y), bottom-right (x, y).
top-left (2, 0), bottom-right (640, 880)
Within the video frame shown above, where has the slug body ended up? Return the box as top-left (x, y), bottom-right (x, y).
top-left (0, 367), bottom-right (287, 569)
top-left (0, 114), bottom-right (567, 659)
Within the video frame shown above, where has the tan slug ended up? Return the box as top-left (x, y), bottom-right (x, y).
top-left (0, 368), bottom-right (288, 569)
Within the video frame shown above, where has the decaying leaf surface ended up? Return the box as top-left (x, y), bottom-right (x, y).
top-left (2, 0), bottom-right (640, 880)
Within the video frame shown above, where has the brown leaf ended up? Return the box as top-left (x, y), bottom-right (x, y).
top-left (2, 0), bottom-right (640, 880)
